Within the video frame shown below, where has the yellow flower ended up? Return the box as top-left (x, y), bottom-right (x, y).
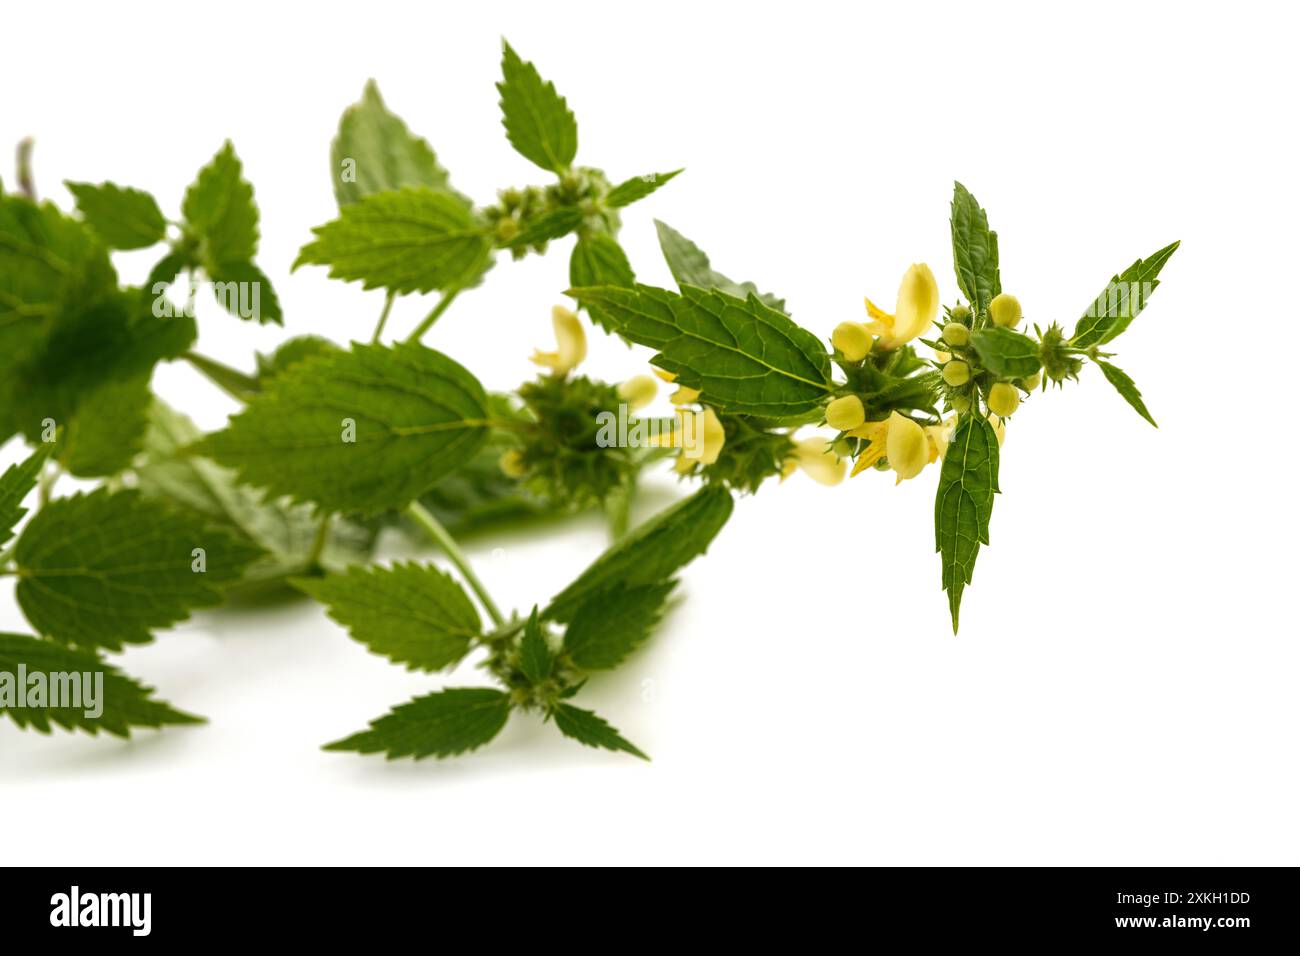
top-left (781, 436), bottom-right (846, 486)
top-left (617, 374), bottom-right (658, 411)
top-left (653, 406), bottom-right (726, 472)
top-left (988, 293), bottom-right (1022, 328)
top-left (864, 263), bottom-right (940, 349)
top-left (988, 413), bottom-right (1006, 447)
top-left (832, 321), bottom-right (872, 362)
top-left (825, 394), bottom-right (866, 431)
top-left (670, 385), bottom-right (701, 406)
top-left (653, 367), bottom-right (677, 383)
top-left (987, 382), bottom-right (1020, 417)
top-left (530, 305), bottom-right (586, 376)
top-left (847, 411), bottom-right (936, 483)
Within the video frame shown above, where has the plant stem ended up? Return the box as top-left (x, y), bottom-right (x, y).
top-left (371, 291), bottom-right (396, 344)
top-left (406, 501), bottom-right (505, 627)
top-left (184, 351), bottom-right (260, 402)
top-left (604, 475), bottom-right (636, 542)
top-left (38, 462), bottom-right (60, 507)
top-left (306, 514), bottom-right (332, 569)
top-left (16, 138), bottom-right (36, 199)
top-left (404, 287), bottom-right (461, 343)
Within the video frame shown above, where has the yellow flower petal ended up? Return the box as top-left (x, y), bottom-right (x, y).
top-left (617, 374), bottom-right (658, 411)
top-left (670, 385), bottom-right (701, 406)
top-left (700, 407), bottom-right (725, 464)
top-left (988, 413), bottom-right (1006, 447)
top-left (885, 411), bottom-right (929, 480)
top-left (793, 436), bottom-right (845, 486)
top-left (531, 305), bottom-right (587, 375)
top-left (498, 449), bottom-right (527, 479)
top-left (889, 263), bottom-right (939, 346)
top-left (653, 367), bottom-right (677, 383)
top-left (825, 394), bottom-right (866, 431)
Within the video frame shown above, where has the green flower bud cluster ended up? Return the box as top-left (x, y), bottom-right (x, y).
top-left (484, 167), bottom-right (620, 260)
top-left (1038, 322), bottom-right (1084, 387)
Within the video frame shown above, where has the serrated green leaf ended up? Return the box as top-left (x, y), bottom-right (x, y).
top-left (551, 702), bottom-right (648, 760)
top-left (294, 187), bottom-right (492, 295)
top-left (331, 80), bottom-right (465, 207)
top-left (606, 170), bottom-right (681, 208)
top-left (324, 687), bottom-right (511, 760)
top-left (570, 232), bottom-right (634, 332)
top-left (544, 485), bottom-right (732, 622)
top-left (518, 606), bottom-right (553, 684)
top-left (654, 220), bottom-right (786, 312)
top-left (568, 283), bottom-right (832, 417)
top-left (65, 181), bottom-right (166, 250)
top-left (208, 259), bottom-right (282, 325)
top-left (969, 327), bottom-right (1042, 379)
top-left (935, 415), bottom-right (1001, 634)
top-left (145, 250), bottom-right (189, 293)
top-left (1070, 241), bottom-right (1179, 348)
top-left (197, 342), bottom-right (489, 515)
top-left (59, 373), bottom-right (152, 477)
top-left (564, 580), bottom-right (675, 671)
top-left (136, 401), bottom-right (376, 589)
top-left (255, 335), bottom-right (340, 384)
top-left (0, 444), bottom-right (52, 547)
top-left (498, 40), bottom-right (578, 173)
top-left (1095, 360), bottom-right (1157, 427)
top-left (950, 182), bottom-right (1001, 314)
top-left (182, 141), bottom-right (259, 268)
top-left (295, 562), bottom-right (478, 672)
top-left (14, 488), bottom-right (262, 651)
top-left (0, 632), bottom-right (202, 737)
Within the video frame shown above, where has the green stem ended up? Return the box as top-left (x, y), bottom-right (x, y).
top-left (604, 474), bottom-right (636, 542)
top-left (306, 514), bottom-right (332, 570)
top-left (371, 291), bottom-right (396, 344)
top-left (404, 287), bottom-right (462, 344)
top-left (406, 501), bottom-right (505, 627)
top-left (184, 351), bottom-right (260, 402)
top-left (38, 462), bottom-right (59, 507)
top-left (16, 138), bottom-right (36, 199)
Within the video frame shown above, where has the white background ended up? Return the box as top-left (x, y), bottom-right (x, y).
top-left (2, 0), bottom-right (1297, 865)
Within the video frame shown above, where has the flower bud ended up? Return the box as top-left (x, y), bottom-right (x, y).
top-left (942, 360), bottom-right (971, 387)
top-left (498, 449), bottom-right (527, 479)
top-left (950, 304), bottom-right (971, 323)
top-left (988, 293), bottom-right (1022, 328)
top-left (941, 322), bottom-right (970, 347)
top-left (617, 375), bottom-right (658, 411)
top-left (832, 322), bottom-right (872, 362)
top-left (1018, 371), bottom-right (1042, 392)
top-left (825, 394), bottom-right (866, 431)
top-left (949, 392), bottom-right (972, 414)
top-left (935, 350), bottom-right (951, 364)
top-left (987, 381), bottom-right (1021, 417)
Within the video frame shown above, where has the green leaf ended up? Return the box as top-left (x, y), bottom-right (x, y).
top-left (551, 702), bottom-right (648, 760)
top-left (255, 335), bottom-right (340, 384)
top-left (208, 259), bottom-right (283, 325)
top-left (58, 373), bottom-right (152, 477)
top-left (568, 283), bottom-right (832, 417)
top-left (950, 182), bottom-right (1001, 314)
top-left (181, 141), bottom-right (260, 268)
top-left (969, 327), bottom-right (1042, 379)
top-left (544, 485), bottom-right (733, 622)
top-left (331, 80), bottom-right (465, 207)
top-left (65, 181), bottom-right (167, 250)
top-left (324, 687), bottom-right (511, 760)
top-left (0, 444), bottom-right (52, 546)
top-left (564, 580), bottom-right (675, 671)
top-left (135, 401), bottom-right (376, 589)
top-left (934, 414), bottom-right (1001, 634)
top-left (418, 431), bottom-right (561, 537)
top-left (295, 562), bottom-right (479, 672)
top-left (0, 633), bottom-right (202, 737)
top-left (498, 40), bottom-right (578, 172)
top-left (606, 170), bottom-right (682, 208)
top-left (145, 250), bottom-right (189, 293)
top-left (294, 187), bottom-right (492, 295)
top-left (518, 606), bottom-right (553, 684)
top-left (14, 488), bottom-right (263, 651)
top-left (654, 220), bottom-right (786, 312)
top-left (1070, 241), bottom-right (1180, 348)
top-left (504, 206), bottom-right (584, 249)
top-left (1095, 360), bottom-right (1157, 427)
top-left (197, 342), bottom-right (490, 515)
top-left (570, 232), bottom-right (634, 332)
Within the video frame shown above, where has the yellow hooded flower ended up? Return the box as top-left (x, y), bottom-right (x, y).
top-left (832, 321), bottom-right (872, 362)
top-left (864, 263), bottom-right (940, 349)
top-left (617, 374), bottom-right (658, 411)
top-left (652, 406), bottom-right (726, 473)
top-left (530, 305), bottom-right (587, 376)
top-left (670, 385), bottom-right (701, 406)
top-left (781, 436), bottom-right (846, 486)
top-left (847, 411), bottom-right (936, 482)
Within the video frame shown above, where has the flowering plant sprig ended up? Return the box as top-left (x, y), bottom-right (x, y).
top-left (0, 43), bottom-right (1178, 763)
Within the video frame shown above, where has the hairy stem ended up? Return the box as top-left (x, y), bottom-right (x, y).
top-left (16, 138), bottom-right (36, 199)
top-left (406, 501), bottom-right (505, 627)
top-left (371, 291), bottom-right (396, 344)
top-left (404, 287), bottom-right (462, 344)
